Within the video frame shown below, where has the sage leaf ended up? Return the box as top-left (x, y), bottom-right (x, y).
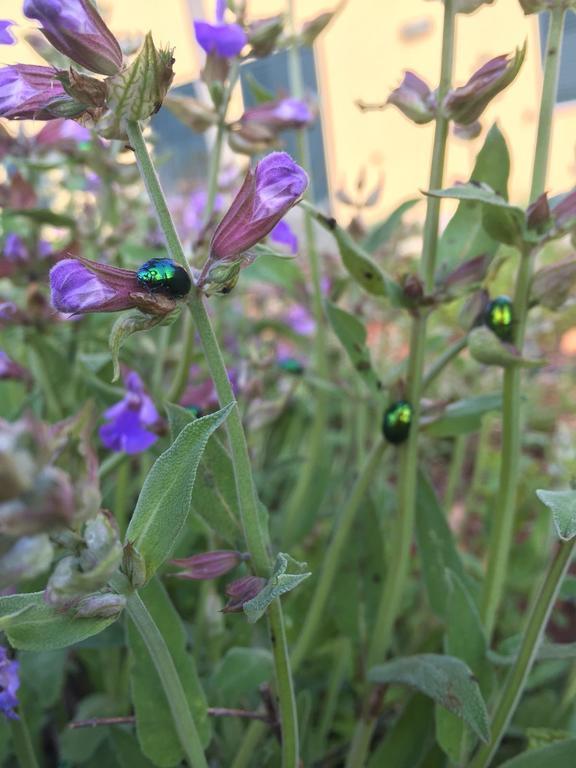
top-left (243, 552), bottom-right (311, 623)
top-left (536, 488), bottom-right (576, 541)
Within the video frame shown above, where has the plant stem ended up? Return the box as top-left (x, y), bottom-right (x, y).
top-left (282, 0), bottom-right (331, 545)
top-left (480, 7), bottom-right (566, 640)
top-left (10, 714), bottom-right (40, 768)
top-left (422, 335), bottom-right (467, 391)
top-left (470, 539), bottom-right (575, 768)
top-left (291, 441), bottom-right (386, 671)
top-left (345, 3), bottom-right (455, 764)
top-left (125, 591), bottom-right (209, 768)
top-left (126, 120), bottom-right (299, 768)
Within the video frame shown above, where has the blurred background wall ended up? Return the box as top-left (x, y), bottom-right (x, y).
top-left (2, 0), bottom-right (576, 220)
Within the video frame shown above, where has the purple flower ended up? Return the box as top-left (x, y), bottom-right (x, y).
top-left (222, 575), bottom-right (266, 613)
top-left (285, 304), bottom-right (315, 336)
top-left (23, 0), bottom-right (122, 76)
top-left (443, 46), bottom-right (525, 125)
top-left (0, 20), bottom-right (16, 45)
top-left (270, 220), bottom-right (298, 254)
top-left (99, 371), bottom-right (159, 454)
top-left (170, 550), bottom-right (245, 580)
top-left (50, 257), bottom-right (140, 315)
top-left (181, 364), bottom-right (239, 413)
top-left (387, 71), bottom-right (436, 124)
top-left (0, 646), bottom-right (19, 720)
top-left (0, 64), bottom-right (74, 121)
top-left (194, 2), bottom-right (247, 59)
top-left (179, 188), bottom-right (224, 240)
top-left (3, 234), bottom-right (28, 262)
top-left (35, 118), bottom-right (92, 148)
top-left (240, 98), bottom-right (314, 132)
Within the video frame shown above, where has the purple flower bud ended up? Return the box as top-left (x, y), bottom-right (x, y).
top-left (23, 0), bottom-right (123, 76)
top-left (387, 72), bottom-right (436, 124)
top-left (270, 220), bottom-right (299, 253)
top-left (171, 550), bottom-right (246, 580)
top-left (0, 64), bottom-right (75, 121)
top-left (526, 192), bottom-right (551, 231)
top-left (240, 98), bottom-right (314, 132)
top-left (443, 47), bottom-right (525, 125)
top-left (0, 20), bottom-right (16, 45)
top-left (552, 188), bottom-right (576, 230)
top-left (194, 19), bottom-right (247, 58)
top-left (222, 575), bottom-right (266, 613)
top-left (0, 646), bottom-right (20, 720)
top-left (49, 257), bottom-right (140, 315)
top-left (99, 371), bottom-right (159, 455)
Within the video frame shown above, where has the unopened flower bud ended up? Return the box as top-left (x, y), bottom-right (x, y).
top-left (402, 273), bottom-right (424, 302)
top-left (387, 72), bottom-right (436, 124)
top-left (443, 45), bottom-right (525, 125)
top-left (0, 535), bottom-right (53, 588)
top-left (527, 192), bottom-right (551, 232)
top-left (247, 15), bottom-right (284, 57)
top-left (222, 575), bottom-right (266, 613)
top-left (531, 258), bottom-right (576, 310)
top-left (453, 120), bottom-right (482, 140)
top-left (300, 9), bottom-right (338, 46)
top-left (164, 94), bottom-right (219, 133)
top-left (74, 591), bottom-right (125, 619)
top-left (171, 550), bottom-right (246, 580)
top-left (440, 253), bottom-right (491, 298)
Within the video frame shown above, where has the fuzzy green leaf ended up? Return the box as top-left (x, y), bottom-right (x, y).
top-left (326, 302), bottom-right (381, 392)
top-left (211, 647), bottom-right (274, 702)
top-left (536, 488), bottom-right (576, 541)
top-left (423, 393), bottom-right (502, 437)
top-left (243, 552), bottom-right (311, 623)
top-left (498, 739), bottom-right (576, 767)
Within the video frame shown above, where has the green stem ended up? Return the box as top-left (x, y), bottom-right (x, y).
top-left (126, 120), bottom-right (299, 768)
top-left (422, 335), bottom-right (467, 391)
top-left (346, 3), bottom-right (455, 764)
top-left (291, 441), bottom-right (386, 671)
top-left (125, 591), bottom-right (209, 768)
top-left (10, 714), bottom-right (40, 768)
top-left (480, 7), bottom-right (566, 640)
top-left (471, 540), bottom-right (575, 768)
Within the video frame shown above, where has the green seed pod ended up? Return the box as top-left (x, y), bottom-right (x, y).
top-left (484, 295), bottom-right (514, 342)
top-left (382, 400), bottom-right (413, 445)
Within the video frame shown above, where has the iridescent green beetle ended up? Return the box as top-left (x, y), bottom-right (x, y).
top-left (382, 400), bottom-right (413, 445)
top-left (136, 258), bottom-right (192, 299)
top-left (278, 357), bottom-right (305, 375)
top-left (484, 295), bottom-right (514, 342)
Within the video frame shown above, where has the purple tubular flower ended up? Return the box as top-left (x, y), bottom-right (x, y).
top-left (49, 257), bottom-right (140, 314)
top-left (210, 152), bottom-right (308, 262)
top-left (0, 64), bottom-right (72, 120)
top-left (99, 371), bottom-right (159, 454)
top-left (24, 0), bottom-right (122, 76)
top-left (286, 304), bottom-right (315, 336)
top-left (270, 220), bottom-right (299, 253)
top-left (387, 71), bottom-right (436, 124)
top-left (170, 550), bottom-right (244, 580)
top-left (194, 19), bottom-right (247, 58)
top-left (222, 575), bottom-right (266, 613)
top-left (35, 118), bottom-right (92, 147)
top-left (240, 98), bottom-right (314, 132)
top-left (0, 646), bottom-right (20, 720)
top-left (0, 20), bottom-right (16, 45)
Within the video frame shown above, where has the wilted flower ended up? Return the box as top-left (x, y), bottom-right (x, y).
top-left (23, 0), bottom-right (123, 76)
top-left (270, 220), bottom-right (299, 253)
top-left (198, 152), bottom-right (308, 293)
top-left (443, 46), bottom-right (525, 125)
top-left (171, 550), bottom-right (246, 580)
top-left (194, 1), bottom-right (247, 59)
top-left (99, 371), bottom-right (159, 454)
top-left (222, 574), bottom-right (266, 613)
top-left (0, 646), bottom-right (20, 720)
top-left (0, 64), bottom-right (81, 121)
top-left (239, 98), bottom-right (314, 132)
top-left (387, 72), bottom-right (436, 124)
top-left (0, 20), bottom-right (16, 45)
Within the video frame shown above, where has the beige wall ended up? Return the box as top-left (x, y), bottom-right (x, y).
top-left (3, 0), bottom-right (575, 219)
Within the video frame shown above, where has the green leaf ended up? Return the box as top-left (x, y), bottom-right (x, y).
top-left (211, 647), bottom-right (274, 702)
top-left (109, 313), bottom-right (168, 382)
top-left (368, 695), bottom-right (435, 768)
top-left (0, 592), bottom-right (117, 650)
top-left (498, 739), bottom-right (576, 767)
top-left (127, 579), bottom-right (211, 767)
top-left (326, 302), bottom-right (381, 392)
top-left (165, 403), bottom-right (242, 546)
top-left (362, 199), bottom-right (420, 254)
top-left (110, 730), bottom-right (156, 768)
top-left (436, 125), bottom-right (511, 275)
top-left (126, 403), bottom-right (234, 581)
top-left (19, 649), bottom-right (67, 708)
top-left (536, 488), bottom-right (576, 541)
top-left (243, 552), bottom-right (311, 623)
top-left (59, 694), bottom-right (117, 763)
top-left (436, 572), bottom-right (491, 763)
top-left (415, 471), bottom-right (468, 620)
top-left (423, 393), bottom-right (502, 437)
top-left (369, 654), bottom-right (490, 743)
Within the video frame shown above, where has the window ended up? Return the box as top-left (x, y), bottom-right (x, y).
top-left (539, 11), bottom-right (576, 103)
top-left (240, 47), bottom-right (329, 202)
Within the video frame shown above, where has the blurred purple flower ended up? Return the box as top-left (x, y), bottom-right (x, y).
top-left (0, 64), bottom-right (74, 121)
top-left (3, 234), bottom-right (28, 262)
top-left (0, 20), bottom-right (16, 45)
top-left (387, 71), bottom-right (436, 124)
top-left (194, 17), bottom-right (247, 58)
top-left (0, 350), bottom-right (31, 383)
top-left (240, 98), bottom-right (314, 132)
top-left (0, 646), bottom-right (19, 720)
top-left (35, 118), bottom-right (92, 148)
top-left (552, 188), bottom-right (576, 229)
top-left (181, 188), bottom-right (224, 239)
top-left (99, 371), bottom-right (159, 454)
top-left (181, 364), bottom-right (239, 413)
top-left (171, 550), bottom-right (245, 580)
top-left (50, 257), bottom-right (140, 315)
top-left (285, 304), bottom-right (315, 336)
top-left (23, 0), bottom-right (123, 76)
top-left (0, 302), bottom-right (24, 326)
top-left (270, 220), bottom-right (298, 253)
